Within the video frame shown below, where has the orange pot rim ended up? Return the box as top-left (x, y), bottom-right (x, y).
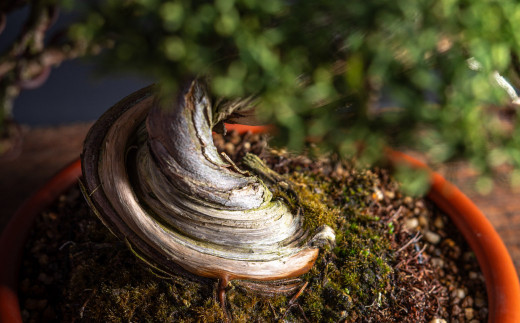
top-left (386, 150), bottom-right (520, 322)
top-left (0, 159), bottom-right (82, 323)
top-left (0, 127), bottom-right (519, 323)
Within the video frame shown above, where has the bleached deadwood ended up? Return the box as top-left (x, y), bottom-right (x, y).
top-left (81, 80), bottom-right (334, 292)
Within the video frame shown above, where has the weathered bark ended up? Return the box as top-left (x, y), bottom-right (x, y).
top-left (81, 80), bottom-right (334, 292)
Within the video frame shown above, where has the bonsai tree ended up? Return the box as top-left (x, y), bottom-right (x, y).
top-left (3, 0), bottom-right (520, 316)
top-left (81, 79), bottom-right (336, 311)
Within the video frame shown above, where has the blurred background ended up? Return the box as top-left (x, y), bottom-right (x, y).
top-left (2, 6), bottom-right (151, 126)
top-left (13, 60), bottom-right (150, 126)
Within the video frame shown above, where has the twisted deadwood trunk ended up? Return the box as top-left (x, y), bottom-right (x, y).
top-left (81, 80), bottom-right (334, 302)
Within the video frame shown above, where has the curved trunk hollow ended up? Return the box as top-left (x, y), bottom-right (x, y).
top-left (81, 80), bottom-right (334, 290)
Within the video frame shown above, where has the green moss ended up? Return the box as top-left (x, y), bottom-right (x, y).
top-left (287, 172), bottom-right (339, 231)
top-left (291, 165), bottom-right (395, 321)
top-left (58, 214), bottom-right (219, 322)
top-left (267, 172), bottom-right (340, 234)
top-left (56, 156), bottom-right (400, 321)
top-left (190, 299), bottom-right (227, 323)
top-left (302, 284), bottom-right (325, 321)
top-left (226, 286), bottom-right (289, 322)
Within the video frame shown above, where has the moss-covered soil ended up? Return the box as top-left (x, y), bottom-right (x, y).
top-left (19, 131), bottom-right (487, 322)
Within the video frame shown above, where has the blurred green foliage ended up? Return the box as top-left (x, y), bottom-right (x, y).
top-left (70, 0), bottom-right (520, 181)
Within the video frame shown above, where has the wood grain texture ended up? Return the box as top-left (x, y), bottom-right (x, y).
top-left (80, 83), bottom-right (329, 284)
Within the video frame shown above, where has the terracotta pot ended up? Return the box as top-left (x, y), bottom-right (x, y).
top-left (386, 151), bottom-right (520, 322)
top-left (1, 128), bottom-right (519, 322)
top-left (0, 159), bottom-right (81, 323)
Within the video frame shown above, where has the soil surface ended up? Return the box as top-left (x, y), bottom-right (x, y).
top-left (18, 130), bottom-right (487, 322)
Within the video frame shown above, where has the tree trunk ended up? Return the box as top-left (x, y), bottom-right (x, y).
top-left (81, 80), bottom-right (334, 294)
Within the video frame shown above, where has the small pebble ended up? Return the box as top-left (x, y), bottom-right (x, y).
top-left (424, 230), bottom-right (441, 244)
top-left (44, 211), bottom-right (58, 221)
top-left (415, 200), bottom-right (425, 208)
top-left (404, 217), bottom-right (419, 230)
top-left (230, 133), bottom-right (241, 145)
top-left (452, 304), bottom-right (462, 316)
top-left (461, 296), bottom-right (473, 308)
top-left (38, 254), bottom-right (49, 265)
top-left (431, 257), bottom-right (445, 268)
top-left (25, 299), bottom-right (48, 311)
top-left (462, 251), bottom-right (474, 262)
top-left (30, 284), bottom-right (45, 295)
top-left (430, 319), bottom-right (447, 323)
top-left (443, 238), bottom-right (456, 248)
top-left (43, 306), bottom-right (57, 320)
top-left (418, 214), bottom-right (429, 227)
top-left (21, 309), bottom-right (30, 321)
top-left (465, 308), bottom-right (475, 320)
top-left (452, 288), bottom-right (466, 300)
top-left (469, 271), bottom-right (478, 280)
top-left (433, 217), bottom-right (444, 229)
top-left (334, 166), bottom-right (345, 177)
top-left (243, 142), bottom-right (251, 150)
top-left (384, 190), bottom-right (395, 199)
top-left (479, 307), bottom-right (489, 318)
top-left (462, 296), bottom-right (475, 307)
top-left (37, 273), bottom-right (54, 285)
top-left (224, 142), bottom-right (235, 155)
top-left (475, 296), bottom-right (485, 308)
top-left (30, 244), bottom-right (42, 254)
top-left (373, 188), bottom-right (384, 201)
top-left (279, 181), bottom-right (289, 190)
top-left (45, 230), bottom-right (54, 239)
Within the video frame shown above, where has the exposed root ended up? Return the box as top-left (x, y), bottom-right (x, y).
top-left (218, 275), bottom-right (231, 322)
top-left (281, 281), bottom-right (309, 321)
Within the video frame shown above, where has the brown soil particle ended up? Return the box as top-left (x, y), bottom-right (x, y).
top-left (19, 130), bottom-right (487, 322)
